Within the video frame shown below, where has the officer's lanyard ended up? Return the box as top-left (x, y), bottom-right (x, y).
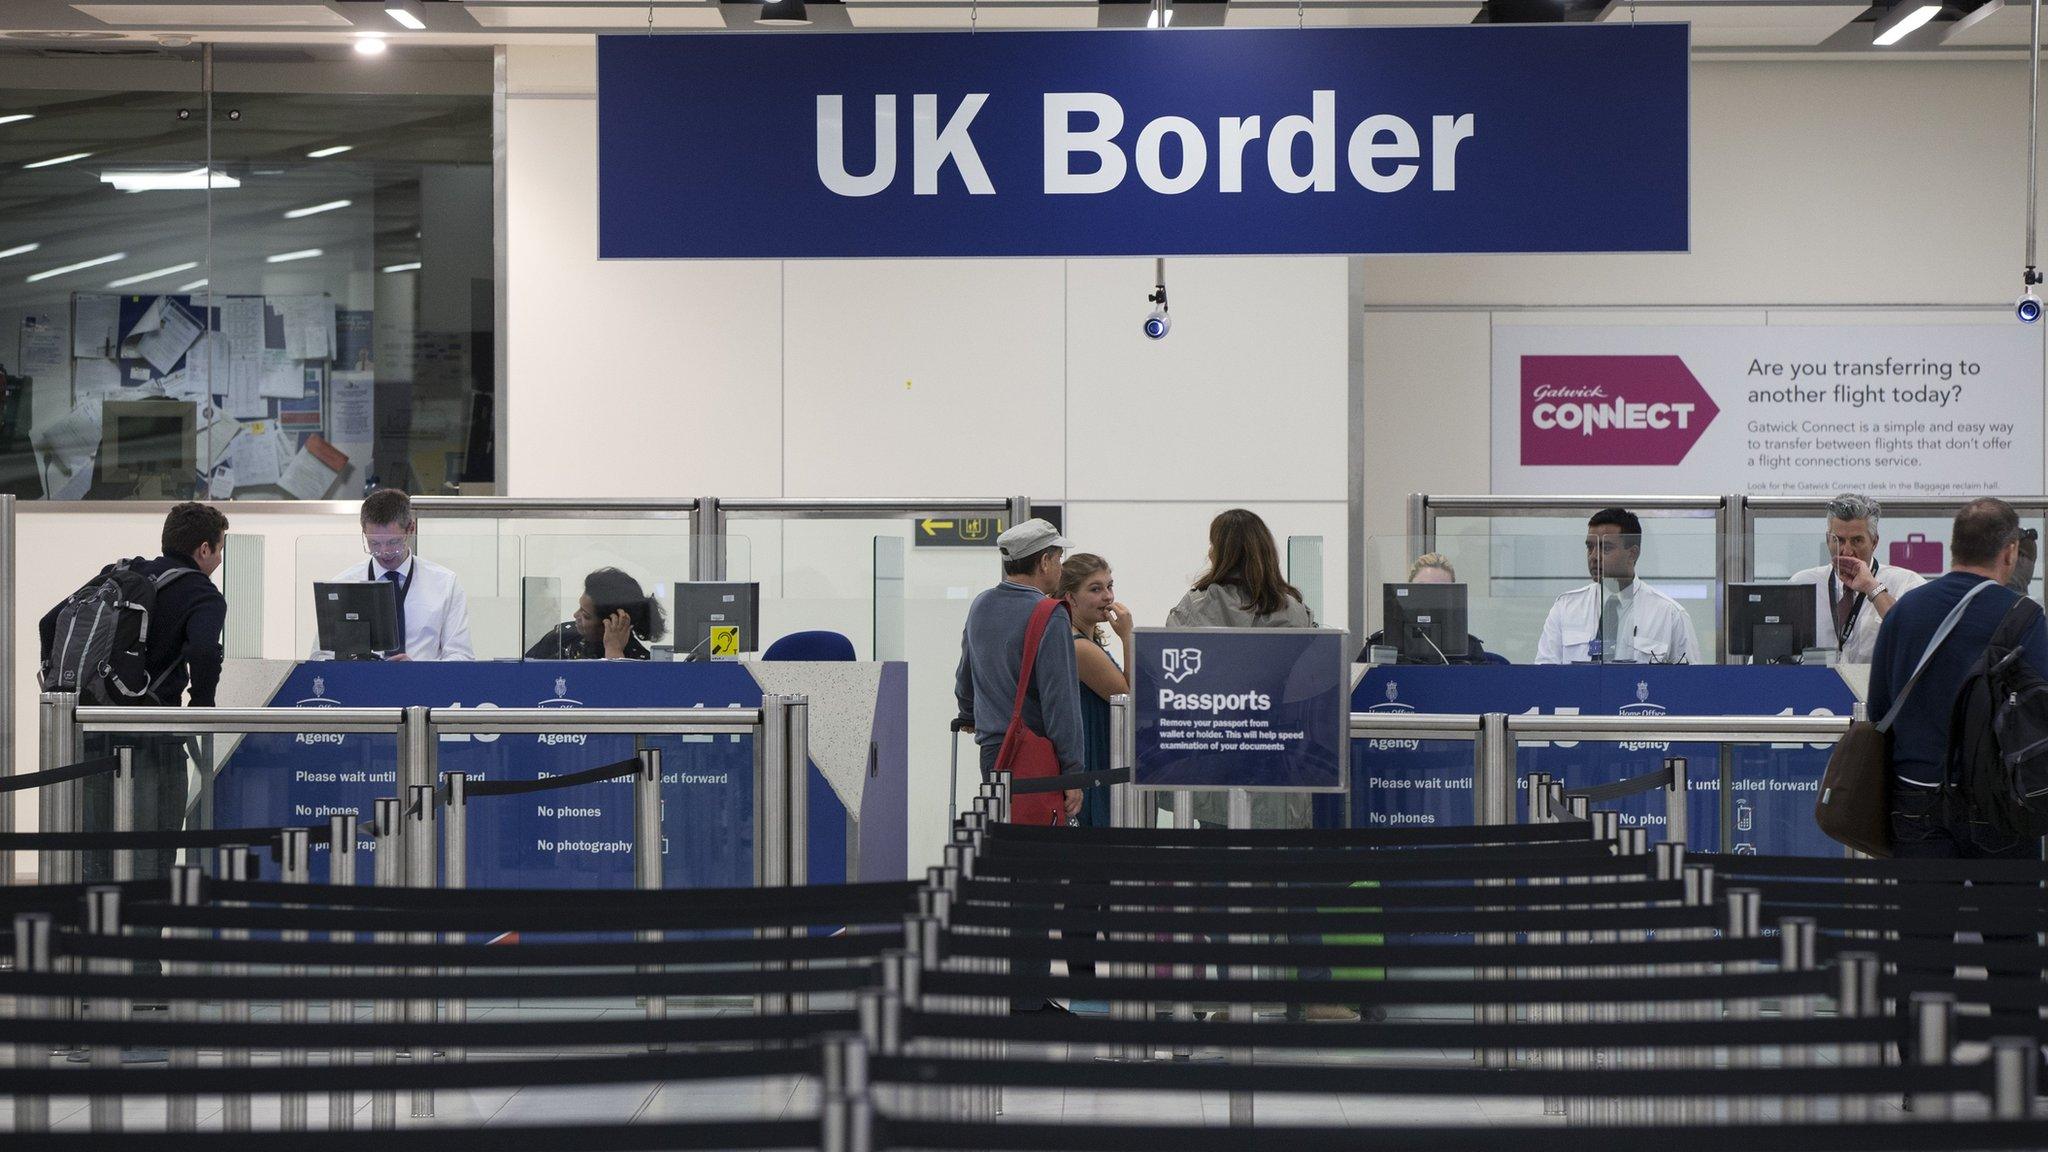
top-left (1826, 559), bottom-right (1876, 648)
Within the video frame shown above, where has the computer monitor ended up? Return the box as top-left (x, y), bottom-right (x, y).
top-left (673, 581), bottom-right (761, 660)
top-left (1728, 582), bottom-right (1818, 664)
top-left (100, 399), bottom-right (196, 499)
top-left (1382, 582), bottom-right (1468, 665)
top-left (314, 581), bottom-right (401, 661)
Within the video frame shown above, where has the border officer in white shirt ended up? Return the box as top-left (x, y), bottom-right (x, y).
top-left (1537, 507), bottom-right (1699, 665)
top-left (326, 488), bottom-right (475, 661)
top-left (1786, 493), bottom-right (1924, 665)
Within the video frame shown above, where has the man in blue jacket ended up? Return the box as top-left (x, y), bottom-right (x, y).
top-left (1868, 497), bottom-right (2048, 860)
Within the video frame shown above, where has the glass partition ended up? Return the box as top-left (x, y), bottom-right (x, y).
top-left (519, 533), bottom-right (694, 660)
top-left (1286, 535), bottom-right (1324, 624)
top-left (1367, 529), bottom-right (1719, 666)
top-left (295, 524), bottom-right (518, 659)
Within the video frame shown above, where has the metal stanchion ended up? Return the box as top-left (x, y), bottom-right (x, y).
top-left (1909, 991), bottom-right (1956, 1120)
top-left (1648, 840), bottom-right (1686, 1125)
top-left (1663, 756), bottom-right (1688, 849)
top-left (1837, 951), bottom-right (1880, 1122)
top-left (165, 865), bottom-right (203, 1132)
top-left (1779, 916), bottom-right (1817, 1124)
top-left (110, 746), bottom-right (135, 883)
top-left (400, 704), bottom-right (433, 807)
top-left (370, 795), bottom-right (401, 1131)
top-left (632, 749), bottom-right (668, 1048)
top-left (327, 812), bottom-right (359, 1131)
top-left (1680, 863), bottom-right (1715, 1126)
top-left (786, 701), bottom-right (812, 1021)
top-left (277, 828), bottom-right (312, 1131)
top-left (405, 782), bottom-right (437, 1120)
top-left (1475, 712), bottom-right (1511, 825)
top-left (1526, 772), bottom-right (1551, 823)
top-left (85, 886), bottom-right (125, 1132)
top-left (1725, 887), bottom-right (1761, 1126)
top-left (1991, 1035), bottom-right (2038, 1119)
top-left (216, 844), bottom-right (254, 1131)
top-left (12, 911), bottom-right (54, 1132)
top-left (1225, 786), bottom-right (1253, 1128)
top-left (820, 1032), bottom-right (873, 1152)
top-left (36, 692), bottom-right (80, 886)
top-left (439, 775), bottom-right (468, 1067)
top-left (0, 494), bottom-right (13, 882)
top-left (757, 697), bottom-right (790, 1018)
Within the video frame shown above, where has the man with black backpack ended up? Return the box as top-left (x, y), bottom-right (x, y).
top-left (38, 501), bottom-right (229, 882)
top-left (1870, 498), bottom-right (2048, 860)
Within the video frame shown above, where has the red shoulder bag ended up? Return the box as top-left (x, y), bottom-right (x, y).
top-left (992, 597), bottom-right (1067, 826)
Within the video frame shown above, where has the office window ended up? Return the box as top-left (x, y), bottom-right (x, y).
top-left (0, 45), bottom-right (494, 501)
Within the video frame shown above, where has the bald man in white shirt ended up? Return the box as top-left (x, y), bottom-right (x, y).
top-left (1537, 507), bottom-right (1699, 665)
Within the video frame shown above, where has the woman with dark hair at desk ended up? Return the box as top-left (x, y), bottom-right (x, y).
top-left (525, 567), bottom-right (666, 660)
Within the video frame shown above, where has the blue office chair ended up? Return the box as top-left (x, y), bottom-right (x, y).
top-left (762, 630), bottom-right (857, 661)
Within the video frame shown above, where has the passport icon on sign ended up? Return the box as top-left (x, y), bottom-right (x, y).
top-left (1161, 648), bottom-right (1202, 684)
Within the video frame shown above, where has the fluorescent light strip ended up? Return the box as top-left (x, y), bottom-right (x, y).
top-left (177, 279), bottom-right (209, 292)
top-left (101, 168), bottom-right (240, 192)
top-left (0, 114), bottom-right (33, 127)
top-left (1875, 3), bottom-right (1940, 44)
top-left (26, 252), bottom-right (124, 283)
top-left (108, 261), bottom-right (199, 289)
top-left (23, 152), bottom-right (91, 170)
top-left (386, 6), bottom-right (426, 30)
top-left (307, 145), bottom-right (352, 159)
top-left (284, 199), bottom-right (351, 219)
top-left (266, 248), bottom-right (323, 264)
top-left (1147, 7), bottom-right (1173, 26)
top-left (0, 243), bottom-right (39, 260)
top-left (382, 262), bottom-right (421, 273)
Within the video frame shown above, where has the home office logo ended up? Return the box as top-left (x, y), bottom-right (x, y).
top-left (295, 676), bottom-right (340, 707)
top-left (1617, 679), bottom-right (1668, 751)
top-left (1366, 680), bottom-right (1416, 714)
top-left (1160, 648), bottom-right (1202, 684)
top-left (537, 677), bottom-right (586, 746)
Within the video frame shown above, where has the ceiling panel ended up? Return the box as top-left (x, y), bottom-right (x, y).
top-left (466, 5), bottom-right (726, 27)
top-left (1942, 2), bottom-right (2030, 46)
top-left (72, 4), bottom-right (355, 26)
top-left (1224, 2), bottom-right (1481, 25)
top-left (842, 5), bottom-right (1101, 26)
top-left (1596, 0), bottom-right (1863, 45)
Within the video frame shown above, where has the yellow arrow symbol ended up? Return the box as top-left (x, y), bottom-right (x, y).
top-left (921, 519), bottom-right (955, 536)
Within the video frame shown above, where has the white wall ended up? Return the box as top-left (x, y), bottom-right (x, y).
top-left (503, 46), bottom-right (1351, 872)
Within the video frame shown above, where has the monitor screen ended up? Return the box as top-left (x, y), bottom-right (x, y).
top-left (1382, 582), bottom-right (1468, 665)
top-left (1728, 582), bottom-right (1817, 663)
top-left (314, 581), bottom-right (401, 661)
top-left (673, 581), bottom-right (761, 660)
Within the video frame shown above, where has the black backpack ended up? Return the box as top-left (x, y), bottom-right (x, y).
top-left (40, 559), bottom-right (196, 705)
top-left (1945, 594), bottom-right (2048, 839)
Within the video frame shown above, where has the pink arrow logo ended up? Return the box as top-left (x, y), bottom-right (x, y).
top-left (1520, 355), bottom-right (1719, 467)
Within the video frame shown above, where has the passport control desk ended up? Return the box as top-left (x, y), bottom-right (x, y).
top-left (1343, 663), bottom-right (1863, 856)
top-left (206, 658), bottom-right (909, 887)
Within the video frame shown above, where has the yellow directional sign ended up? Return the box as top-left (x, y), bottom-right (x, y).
top-left (709, 626), bottom-right (740, 657)
top-left (913, 506), bottom-right (1063, 548)
top-left (920, 519), bottom-right (955, 536)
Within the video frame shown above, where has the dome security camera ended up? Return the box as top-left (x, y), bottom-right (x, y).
top-left (2020, 289), bottom-right (2042, 325)
top-left (1143, 307), bottom-right (1171, 340)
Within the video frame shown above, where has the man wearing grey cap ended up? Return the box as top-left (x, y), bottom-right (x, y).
top-left (955, 518), bottom-right (1087, 821)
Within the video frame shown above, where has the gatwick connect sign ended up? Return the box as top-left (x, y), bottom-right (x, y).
top-left (597, 26), bottom-right (1689, 259)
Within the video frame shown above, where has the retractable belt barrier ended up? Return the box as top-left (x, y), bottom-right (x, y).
top-left (8, 764), bottom-right (2048, 1148)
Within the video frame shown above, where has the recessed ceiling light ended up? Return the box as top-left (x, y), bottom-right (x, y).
top-left (0, 114), bottom-right (33, 127)
top-left (1874, 1), bottom-right (1941, 44)
top-left (382, 262), bottom-right (421, 273)
top-left (386, 5), bottom-right (426, 31)
top-left (177, 279), bottom-right (209, 292)
top-left (26, 252), bottom-right (124, 283)
top-left (108, 261), bottom-right (200, 289)
top-left (0, 243), bottom-right (39, 260)
top-left (266, 248), bottom-right (323, 264)
top-left (354, 33), bottom-right (388, 56)
top-left (284, 198), bottom-right (351, 219)
top-left (23, 152), bottom-right (91, 170)
top-left (100, 168), bottom-right (240, 192)
top-left (307, 145), bottom-right (352, 159)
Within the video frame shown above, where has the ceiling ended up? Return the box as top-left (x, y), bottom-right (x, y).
top-left (0, 0), bottom-right (2036, 54)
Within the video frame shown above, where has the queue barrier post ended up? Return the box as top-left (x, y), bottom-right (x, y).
top-left (1910, 991), bottom-right (1957, 1120)
top-left (165, 864), bottom-right (204, 1132)
top-left (1991, 1035), bottom-right (2038, 1119)
top-left (110, 745), bottom-right (134, 883)
top-left (84, 886), bottom-right (123, 1133)
top-left (632, 748), bottom-right (668, 1047)
top-left (1723, 887), bottom-right (1762, 1125)
top-left (1663, 756), bottom-right (1689, 849)
top-left (1837, 950), bottom-right (1882, 1122)
top-left (370, 795), bottom-right (401, 1130)
top-left (1525, 772), bottom-right (1551, 823)
top-left (405, 782), bottom-right (438, 1120)
top-left (820, 1032), bottom-right (873, 1152)
top-left (788, 696), bottom-right (810, 887)
top-left (1613, 827), bottom-right (1649, 1126)
top-left (1475, 712), bottom-right (1512, 825)
top-left (328, 811), bottom-right (359, 1131)
top-left (279, 826), bottom-right (312, 1131)
top-left (12, 911), bottom-right (54, 1133)
top-left (1779, 916), bottom-right (1818, 1123)
top-left (215, 844), bottom-right (255, 1132)
top-left (1109, 695), bottom-right (1133, 828)
top-left (36, 691), bottom-right (79, 886)
top-left (1679, 864), bottom-right (1716, 1127)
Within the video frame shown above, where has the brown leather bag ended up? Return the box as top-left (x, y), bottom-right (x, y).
top-left (1815, 581), bottom-right (1992, 857)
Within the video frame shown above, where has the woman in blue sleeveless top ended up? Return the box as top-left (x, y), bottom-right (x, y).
top-left (1058, 553), bottom-right (1133, 828)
